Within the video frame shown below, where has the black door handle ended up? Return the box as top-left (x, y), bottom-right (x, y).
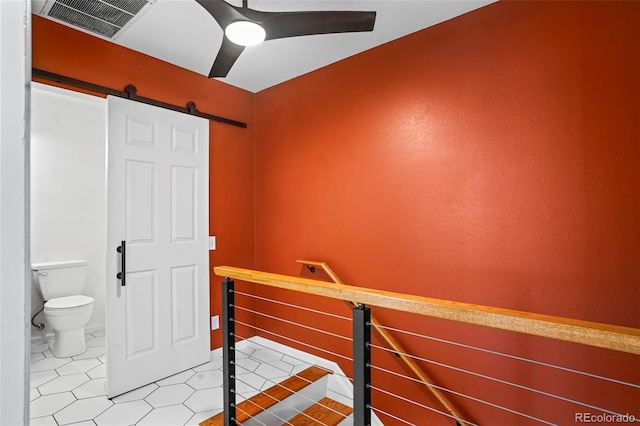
top-left (116, 240), bottom-right (126, 286)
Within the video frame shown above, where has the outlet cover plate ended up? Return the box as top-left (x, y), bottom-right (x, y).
top-left (211, 315), bottom-right (219, 330)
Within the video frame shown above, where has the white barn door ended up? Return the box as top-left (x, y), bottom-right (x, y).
top-left (106, 96), bottom-right (210, 398)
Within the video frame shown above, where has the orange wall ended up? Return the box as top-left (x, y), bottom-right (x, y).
top-left (31, 1), bottom-right (640, 422)
top-left (253, 1), bottom-right (639, 424)
top-left (32, 16), bottom-right (256, 349)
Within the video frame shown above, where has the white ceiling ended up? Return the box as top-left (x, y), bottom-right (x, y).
top-left (35, 0), bottom-right (495, 93)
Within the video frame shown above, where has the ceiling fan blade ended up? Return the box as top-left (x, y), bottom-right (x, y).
top-left (194, 1), bottom-right (248, 78)
top-left (209, 36), bottom-right (245, 78)
top-left (194, 1), bottom-right (376, 79)
top-left (194, 0), bottom-right (247, 28)
top-left (262, 10), bottom-right (376, 40)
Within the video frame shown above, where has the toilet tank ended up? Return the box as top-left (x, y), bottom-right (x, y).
top-left (32, 260), bottom-right (88, 301)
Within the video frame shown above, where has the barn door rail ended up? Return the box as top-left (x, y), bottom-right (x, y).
top-left (32, 68), bottom-right (247, 128)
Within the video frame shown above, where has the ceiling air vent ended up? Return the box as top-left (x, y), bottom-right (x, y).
top-left (35, 0), bottom-right (154, 39)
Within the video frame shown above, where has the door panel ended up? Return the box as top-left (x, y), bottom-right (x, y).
top-left (171, 265), bottom-right (198, 344)
top-left (107, 96), bottom-right (210, 398)
top-left (126, 160), bottom-right (156, 244)
top-left (171, 165), bottom-right (197, 242)
top-left (125, 270), bottom-right (157, 357)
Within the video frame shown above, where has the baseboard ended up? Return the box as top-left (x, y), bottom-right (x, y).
top-left (29, 331), bottom-right (54, 345)
top-left (85, 324), bottom-right (104, 336)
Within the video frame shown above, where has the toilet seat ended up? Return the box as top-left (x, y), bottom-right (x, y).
top-left (45, 295), bottom-right (94, 310)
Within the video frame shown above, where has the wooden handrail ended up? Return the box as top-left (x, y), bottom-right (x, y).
top-left (296, 260), bottom-right (470, 426)
top-left (214, 265), bottom-right (640, 355)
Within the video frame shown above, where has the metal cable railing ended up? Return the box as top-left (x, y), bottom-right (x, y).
top-left (233, 363), bottom-right (350, 426)
top-left (230, 296), bottom-right (638, 425)
top-left (207, 281), bottom-right (360, 426)
top-left (295, 260), bottom-right (470, 424)
top-left (233, 336), bottom-right (355, 396)
top-left (372, 323), bottom-right (640, 389)
top-left (207, 264), bottom-right (640, 426)
top-left (234, 319), bottom-right (353, 363)
top-left (370, 364), bottom-right (549, 425)
top-left (371, 343), bottom-right (634, 418)
top-left (236, 334), bottom-right (351, 417)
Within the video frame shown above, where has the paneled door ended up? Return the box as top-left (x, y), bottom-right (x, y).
top-left (106, 96), bottom-right (210, 398)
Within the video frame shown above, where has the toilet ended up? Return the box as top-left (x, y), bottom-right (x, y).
top-left (32, 260), bottom-right (95, 358)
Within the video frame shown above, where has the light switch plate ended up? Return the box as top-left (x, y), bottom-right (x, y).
top-left (209, 236), bottom-right (216, 251)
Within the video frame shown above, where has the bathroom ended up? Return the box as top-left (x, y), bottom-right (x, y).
top-left (30, 82), bottom-right (107, 350)
top-left (27, 80), bottom-right (218, 425)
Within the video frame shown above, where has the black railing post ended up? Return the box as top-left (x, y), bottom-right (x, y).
top-left (222, 277), bottom-right (236, 426)
top-left (353, 303), bottom-right (372, 426)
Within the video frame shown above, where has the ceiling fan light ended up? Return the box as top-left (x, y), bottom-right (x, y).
top-left (225, 21), bottom-right (266, 46)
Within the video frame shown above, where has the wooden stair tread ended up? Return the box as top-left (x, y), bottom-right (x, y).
top-left (286, 397), bottom-right (353, 426)
top-left (200, 365), bottom-right (333, 426)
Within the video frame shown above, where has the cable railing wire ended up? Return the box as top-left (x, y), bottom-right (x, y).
top-left (232, 334), bottom-right (313, 372)
top-left (241, 373), bottom-right (350, 424)
top-left (232, 363), bottom-right (344, 426)
top-left (233, 375), bottom-right (303, 425)
top-left (232, 332), bottom-right (353, 385)
top-left (233, 402), bottom-right (255, 424)
top-left (219, 269), bottom-right (639, 426)
top-left (230, 381), bottom-right (296, 426)
top-left (371, 343), bottom-right (635, 419)
top-left (233, 289), bottom-right (352, 322)
top-left (370, 406), bottom-right (415, 425)
top-left (370, 385), bottom-right (483, 426)
top-left (233, 336), bottom-right (297, 362)
top-left (371, 322), bottom-right (640, 389)
top-left (230, 303), bottom-right (462, 425)
top-left (232, 301), bottom-right (472, 424)
top-left (233, 333), bottom-right (355, 401)
top-left (234, 319), bottom-right (353, 362)
top-left (233, 348), bottom-right (294, 379)
top-left (233, 380), bottom-right (301, 426)
top-left (371, 363), bottom-right (554, 425)
top-left (232, 358), bottom-right (316, 400)
top-left (234, 304), bottom-right (351, 341)
top-left (234, 404), bottom-right (268, 426)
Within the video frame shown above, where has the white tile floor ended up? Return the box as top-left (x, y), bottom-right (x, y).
top-left (29, 332), bottom-right (344, 426)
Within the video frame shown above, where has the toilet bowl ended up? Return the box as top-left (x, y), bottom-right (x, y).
top-left (32, 260), bottom-right (95, 358)
top-left (44, 295), bottom-right (94, 358)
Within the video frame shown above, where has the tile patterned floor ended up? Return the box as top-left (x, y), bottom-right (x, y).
top-left (29, 332), bottom-right (324, 426)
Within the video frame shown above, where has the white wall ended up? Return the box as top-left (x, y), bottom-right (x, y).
top-left (30, 83), bottom-right (107, 340)
top-left (0, 0), bottom-right (29, 423)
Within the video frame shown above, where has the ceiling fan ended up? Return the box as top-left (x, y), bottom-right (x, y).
top-left (194, 0), bottom-right (377, 78)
